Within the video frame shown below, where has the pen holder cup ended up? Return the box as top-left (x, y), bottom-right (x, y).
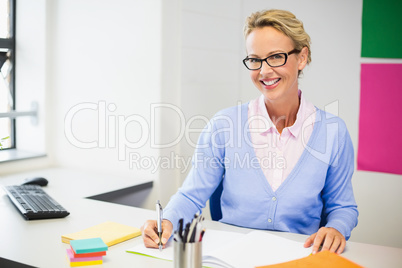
top-left (173, 240), bottom-right (202, 268)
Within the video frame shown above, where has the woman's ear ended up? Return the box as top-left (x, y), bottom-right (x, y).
top-left (298, 47), bottom-right (309, 71)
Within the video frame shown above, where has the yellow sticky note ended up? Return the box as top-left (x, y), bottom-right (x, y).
top-left (62, 221), bottom-right (141, 247)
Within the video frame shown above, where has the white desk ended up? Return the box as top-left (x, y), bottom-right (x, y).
top-left (1, 169), bottom-right (402, 268)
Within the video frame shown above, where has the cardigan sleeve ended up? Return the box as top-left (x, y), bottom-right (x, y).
top-left (163, 115), bottom-right (226, 231)
top-left (321, 122), bottom-right (359, 240)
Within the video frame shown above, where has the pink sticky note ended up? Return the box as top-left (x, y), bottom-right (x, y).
top-left (358, 63), bottom-right (402, 175)
top-left (66, 248), bottom-right (103, 262)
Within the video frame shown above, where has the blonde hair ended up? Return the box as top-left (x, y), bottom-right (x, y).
top-left (244, 9), bottom-right (311, 65)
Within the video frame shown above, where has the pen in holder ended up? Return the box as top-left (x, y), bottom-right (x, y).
top-left (173, 215), bottom-right (205, 268)
top-left (173, 240), bottom-right (202, 268)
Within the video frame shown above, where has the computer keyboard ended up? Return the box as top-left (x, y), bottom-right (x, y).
top-left (3, 185), bottom-right (70, 220)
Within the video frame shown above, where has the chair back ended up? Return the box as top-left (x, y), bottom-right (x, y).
top-left (209, 180), bottom-right (223, 221)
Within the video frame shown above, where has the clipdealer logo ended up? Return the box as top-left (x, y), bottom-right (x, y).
top-left (63, 100), bottom-right (341, 172)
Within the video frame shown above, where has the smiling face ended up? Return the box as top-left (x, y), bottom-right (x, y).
top-left (246, 26), bottom-right (308, 103)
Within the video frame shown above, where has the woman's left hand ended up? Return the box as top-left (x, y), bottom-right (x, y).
top-left (304, 227), bottom-right (346, 254)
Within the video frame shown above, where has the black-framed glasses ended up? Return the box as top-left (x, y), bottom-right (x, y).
top-left (243, 49), bottom-right (300, 70)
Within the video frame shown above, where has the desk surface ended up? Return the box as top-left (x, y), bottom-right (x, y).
top-left (1, 168), bottom-right (402, 268)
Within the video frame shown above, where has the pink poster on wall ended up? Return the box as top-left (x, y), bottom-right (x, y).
top-left (358, 63), bottom-right (402, 175)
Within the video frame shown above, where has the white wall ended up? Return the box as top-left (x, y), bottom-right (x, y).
top-left (45, 0), bottom-right (164, 208)
top-left (2, 0), bottom-right (401, 248)
top-left (178, 0), bottom-right (245, 180)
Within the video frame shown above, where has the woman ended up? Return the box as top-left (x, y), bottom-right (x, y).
top-left (142, 9), bottom-right (358, 255)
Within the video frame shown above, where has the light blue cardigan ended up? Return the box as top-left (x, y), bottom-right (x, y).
top-left (164, 103), bottom-right (358, 240)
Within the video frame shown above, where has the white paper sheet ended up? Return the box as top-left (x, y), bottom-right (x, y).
top-left (126, 229), bottom-right (311, 268)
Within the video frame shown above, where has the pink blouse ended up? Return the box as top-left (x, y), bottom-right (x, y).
top-left (248, 90), bottom-right (316, 191)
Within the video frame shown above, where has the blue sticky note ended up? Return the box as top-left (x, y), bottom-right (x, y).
top-left (70, 238), bottom-right (108, 254)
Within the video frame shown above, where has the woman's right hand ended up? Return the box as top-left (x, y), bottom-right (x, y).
top-left (141, 219), bottom-right (173, 248)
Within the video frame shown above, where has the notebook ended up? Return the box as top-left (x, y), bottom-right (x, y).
top-left (62, 221), bottom-right (141, 247)
top-left (126, 229), bottom-right (313, 268)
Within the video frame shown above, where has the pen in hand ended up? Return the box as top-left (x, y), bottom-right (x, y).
top-left (156, 200), bottom-right (163, 251)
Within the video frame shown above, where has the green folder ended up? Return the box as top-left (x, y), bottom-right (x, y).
top-left (361, 0), bottom-right (402, 59)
